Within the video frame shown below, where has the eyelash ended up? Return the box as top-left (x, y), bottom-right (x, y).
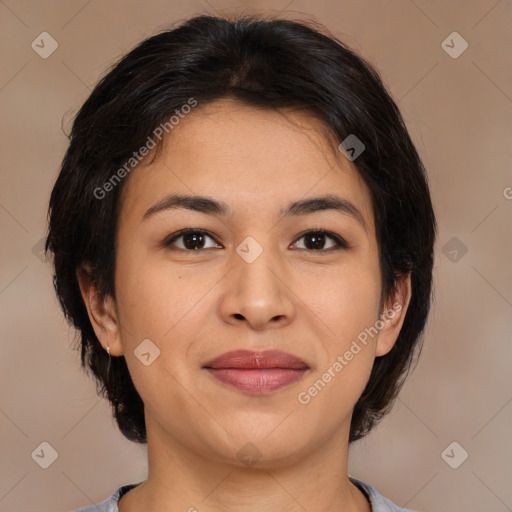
top-left (163, 228), bottom-right (350, 252)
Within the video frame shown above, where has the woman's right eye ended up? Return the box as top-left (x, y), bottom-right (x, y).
top-left (164, 229), bottom-right (221, 251)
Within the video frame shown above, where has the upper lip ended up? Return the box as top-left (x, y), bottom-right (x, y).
top-left (203, 350), bottom-right (309, 370)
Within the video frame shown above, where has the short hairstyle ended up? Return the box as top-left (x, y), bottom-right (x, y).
top-left (45, 13), bottom-right (437, 444)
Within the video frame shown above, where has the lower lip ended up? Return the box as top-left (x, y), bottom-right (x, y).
top-left (205, 368), bottom-right (308, 394)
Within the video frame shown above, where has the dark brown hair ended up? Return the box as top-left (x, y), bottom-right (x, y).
top-left (45, 13), bottom-right (436, 444)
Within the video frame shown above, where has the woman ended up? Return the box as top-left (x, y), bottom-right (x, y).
top-left (46, 13), bottom-right (436, 512)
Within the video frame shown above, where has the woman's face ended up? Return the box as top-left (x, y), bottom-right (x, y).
top-left (93, 98), bottom-right (409, 467)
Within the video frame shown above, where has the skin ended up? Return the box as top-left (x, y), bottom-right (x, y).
top-left (78, 98), bottom-right (411, 512)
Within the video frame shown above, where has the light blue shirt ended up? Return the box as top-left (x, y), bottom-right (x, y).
top-left (73, 477), bottom-right (414, 511)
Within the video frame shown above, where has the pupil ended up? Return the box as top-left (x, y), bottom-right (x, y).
top-left (306, 232), bottom-right (324, 250)
top-left (184, 233), bottom-right (204, 250)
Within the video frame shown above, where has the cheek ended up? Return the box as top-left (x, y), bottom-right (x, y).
top-left (113, 255), bottom-right (208, 409)
top-left (114, 246), bottom-right (204, 340)
top-left (295, 269), bottom-right (379, 431)
top-left (293, 257), bottom-right (381, 408)
top-left (296, 260), bottom-right (382, 346)
top-left (113, 248), bottom-right (220, 381)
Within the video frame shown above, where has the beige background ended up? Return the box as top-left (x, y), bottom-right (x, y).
top-left (1, 1), bottom-right (511, 511)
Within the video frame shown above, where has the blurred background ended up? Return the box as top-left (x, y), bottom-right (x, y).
top-left (0, 1), bottom-right (511, 511)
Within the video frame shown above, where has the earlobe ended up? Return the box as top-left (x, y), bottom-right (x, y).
top-left (374, 273), bottom-right (412, 357)
top-left (76, 266), bottom-right (124, 356)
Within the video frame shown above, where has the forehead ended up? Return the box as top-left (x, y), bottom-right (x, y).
top-left (159, 98), bottom-right (346, 173)
top-left (119, 98), bottom-right (375, 232)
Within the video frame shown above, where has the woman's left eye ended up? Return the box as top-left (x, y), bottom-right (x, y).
top-left (292, 230), bottom-right (349, 251)
top-left (163, 229), bottom-right (348, 252)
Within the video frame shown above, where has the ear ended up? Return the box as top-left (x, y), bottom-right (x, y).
top-left (374, 272), bottom-right (412, 357)
top-left (76, 265), bottom-right (124, 356)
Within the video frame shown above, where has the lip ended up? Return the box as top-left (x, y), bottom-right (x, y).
top-left (203, 350), bottom-right (309, 394)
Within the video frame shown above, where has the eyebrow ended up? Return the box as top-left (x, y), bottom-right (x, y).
top-left (143, 193), bottom-right (367, 231)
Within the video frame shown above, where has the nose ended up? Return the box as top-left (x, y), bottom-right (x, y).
top-left (218, 246), bottom-right (295, 332)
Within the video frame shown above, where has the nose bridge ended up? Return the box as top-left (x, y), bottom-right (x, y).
top-left (219, 234), bottom-right (295, 329)
top-left (237, 247), bottom-right (280, 297)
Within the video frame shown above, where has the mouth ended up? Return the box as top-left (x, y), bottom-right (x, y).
top-left (202, 350), bottom-right (309, 394)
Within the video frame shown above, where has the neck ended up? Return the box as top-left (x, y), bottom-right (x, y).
top-left (118, 414), bottom-right (371, 512)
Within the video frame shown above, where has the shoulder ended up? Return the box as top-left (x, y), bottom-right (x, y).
top-left (349, 476), bottom-right (417, 512)
top-left (71, 483), bottom-right (139, 512)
